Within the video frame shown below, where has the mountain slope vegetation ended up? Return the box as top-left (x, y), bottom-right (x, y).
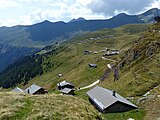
top-left (0, 24), bottom-right (148, 89)
top-left (100, 22), bottom-right (160, 97)
top-left (0, 44), bottom-right (39, 72)
top-left (0, 22), bottom-right (160, 119)
top-left (98, 23), bottom-right (160, 120)
top-left (0, 8), bottom-right (159, 72)
top-left (0, 92), bottom-right (102, 120)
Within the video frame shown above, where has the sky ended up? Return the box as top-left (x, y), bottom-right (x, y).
top-left (0, 0), bottom-right (160, 27)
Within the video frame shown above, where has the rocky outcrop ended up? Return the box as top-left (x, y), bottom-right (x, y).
top-left (119, 23), bottom-right (160, 68)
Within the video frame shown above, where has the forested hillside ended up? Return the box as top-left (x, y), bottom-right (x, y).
top-left (0, 44), bottom-right (39, 72)
top-left (0, 24), bottom-right (148, 89)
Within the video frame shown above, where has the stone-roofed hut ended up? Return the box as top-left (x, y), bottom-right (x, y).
top-left (87, 86), bottom-right (137, 113)
top-left (12, 87), bottom-right (24, 93)
top-left (57, 81), bottom-right (75, 90)
top-left (25, 84), bottom-right (48, 95)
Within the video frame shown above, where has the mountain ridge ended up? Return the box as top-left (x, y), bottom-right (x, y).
top-left (69, 17), bottom-right (86, 23)
top-left (0, 8), bottom-right (159, 72)
top-left (1, 8), bottom-right (159, 45)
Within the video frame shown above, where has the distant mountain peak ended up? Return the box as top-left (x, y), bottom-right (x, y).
top-left (32, 20), bottom-right (53, 26)
top-left (69, 17), bottom-right (86, 23)
top-left (141, 8), bottom-right (160, 16)
top-left (41, 20), bottom-right (52, 24)
top-left (44, 20), bottom-right (50, 22)
top-left (116, 13), bottom-right (128, 17)
top-left (118, 13), bottom-right (127, 15)
top-left (139, 8), bottom-right (160, 23)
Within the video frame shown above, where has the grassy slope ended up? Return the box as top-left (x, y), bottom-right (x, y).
top-left (3, 24), bottom-right (155, 120)
top-left (20, 24), bottom-right (148, 90)
top-left (0, 92), bottom-right (102, 120)
top-left (98, 23), bottom-right (160, 119)
top-left (99, 23), bottom-right (160, 96)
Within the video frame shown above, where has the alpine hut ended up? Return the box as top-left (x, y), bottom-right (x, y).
top-left (25, 84), bottom-right (48, 95)
top-left (88, 64), bottom-right (97, 68)
top-left (12, 87), bottom-right (24, 93)
top-left (87, 86), bottom-right (137, 113)
top-left (60, 88), bottom-right (75, 95)
top-left (57, 81), bottom-right (74, 90)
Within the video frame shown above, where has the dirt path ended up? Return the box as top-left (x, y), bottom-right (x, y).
top-left (101, 56), bottom-right (117, 62)
top-left (79, 80), bottom-right (100, 90)
top-left (78, 64), bottom-right (113, 90)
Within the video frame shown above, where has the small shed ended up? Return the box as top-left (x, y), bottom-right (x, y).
top-left (94, 51), bottom-right (98, 54)
top-left (103, 51), bottom-right (119, 57)
top-left (60, 88), bottom-right (75, 95)
top-left (57, 81), bottom-right (75, 90)
top-left (58, 73), bottom-right (63, 77)
top-left (12, 87), bottom-right (24, 93)
top-left (84, 50), bottom-right (92, 55)
top-left (111, 49), bottom-right (119, 54)
top-left (25, 84), bottom-right (48, 95)
top-left (88, 64), bottom-right (97, 68)
top-left (87, 86), bottom-right (137, 113)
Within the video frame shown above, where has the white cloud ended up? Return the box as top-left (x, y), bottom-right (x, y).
top-left (0, 0), bottom-right (159, 26)
top-left (17, 0), bottom-right (32, 3)
top-left (17, 0), bottom-right (52, 3)
top-left (0, 19), bottom-right (18, 27)
top-left (0, 0), bottom-right (19, 9)
top-left (66, 2), bottom-right (106, 20)
top-left (150, 0), bottom-right (160, 9)
top-left (75, 0), bottom-right (93, 6)
top-left (19, 15), bottom-right (32, 25)
top-left (88, 0), bottom-right (159, 16)
top-left (14, 0), bottom-right (107, 26)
